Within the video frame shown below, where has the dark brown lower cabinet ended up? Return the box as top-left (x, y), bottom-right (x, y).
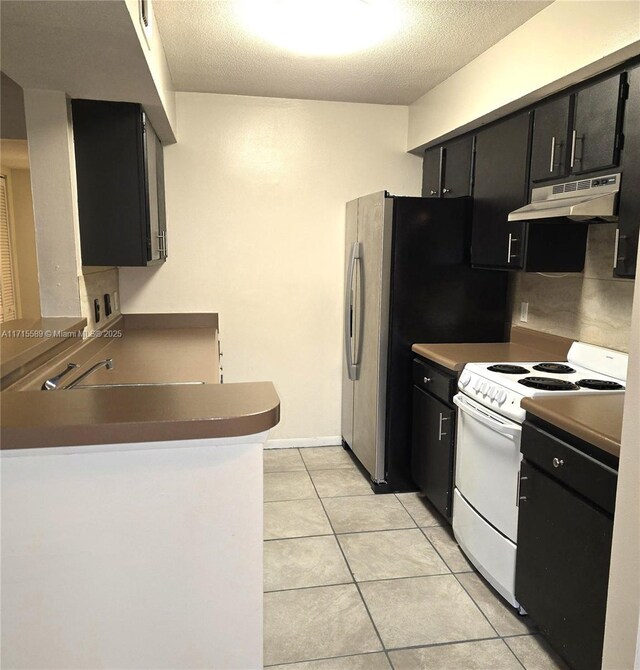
top-left (411, 358), bottom-right (456, 520)
top-left (516, 422), bottom-right (617, 670)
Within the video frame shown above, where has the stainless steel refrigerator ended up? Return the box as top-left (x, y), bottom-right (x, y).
top-left (341, 191), bottom-right (510, 492)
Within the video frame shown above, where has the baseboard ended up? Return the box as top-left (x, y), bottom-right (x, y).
top-left (265, 436), bottom-right (343, 450)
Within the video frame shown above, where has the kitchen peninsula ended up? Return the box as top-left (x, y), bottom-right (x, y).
top-left (1, 313), bottom-right (280, 669)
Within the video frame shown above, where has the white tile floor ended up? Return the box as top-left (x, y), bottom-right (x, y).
top-left (263, 447), bottom-right (569, 670)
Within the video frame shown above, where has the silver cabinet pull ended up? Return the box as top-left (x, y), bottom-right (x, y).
top-left (549, 136), bottom-right (556, 172)
top-left (442, 188), bottom-right (451, 194)
top-left (429, 189), bottom-right (438, 196)
top-left (507, 234), bottom-right (519, 264)
top-left (570, 129), bottom-right (577, 168)
top-left (553, 457), bottom-right (565, 468)
top-left (614, 228), bottom-right (628, 267)
top-left (438, 413), bottom-right (448, 441)
top-left (423, 376), bottom-right (432, 384)
top-left (517, 473), bottom-right (528, 506)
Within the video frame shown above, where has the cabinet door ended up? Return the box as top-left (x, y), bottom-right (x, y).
top-left (516, 461), bottom-right (613, 670)
top-left (471, 112), bottom-right (532, 268)
top-left (530, 96), bottom-right (571, 182)
top-left (442, 136), bottom-right (474, 198)
top-left (411, 386), bottom-right (455, 519)
top-left (616, 65), bottom-right (640, 278)
top-left (422, 147), bottom-right (442, 197)
top-left (571, 73), bottom-right (626, 175)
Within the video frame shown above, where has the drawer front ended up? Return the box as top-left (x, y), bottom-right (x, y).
top-left (521, 423), bottom-right (617, 515)
top-left (412, 358), bottom-right (456, 404)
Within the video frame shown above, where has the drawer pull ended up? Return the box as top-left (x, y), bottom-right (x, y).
top-left (424, 377), bottom-right (432, 383)
top-left (553, 457), bottom-right (565, 468)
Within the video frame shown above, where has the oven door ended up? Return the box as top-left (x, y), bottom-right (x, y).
top-left (452, 392), bottom-right (522, 542)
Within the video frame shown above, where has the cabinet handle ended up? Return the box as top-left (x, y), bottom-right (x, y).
top-left (517, 473), bottom-right (528, 506)
top-left (614, 228), bottom-right (628, 267)
top-left (570, 129), bottom-right (577, 168)
top-left (438, 413), bottom-right (448, 441)
top-left (429, 189), bottom-right (438, 196)
top-left (507, 234), bottom-right (519, 264)
top-left (552, 457), bottom-right (565, 468)
top-left (423, 376), bottom-right (432, 384)
top-left (549, 136), bottom-right (556, 172)
top-left (157, 231), bottom-right (167, 257)
top-left (442, 188), bottom-right (452, 194)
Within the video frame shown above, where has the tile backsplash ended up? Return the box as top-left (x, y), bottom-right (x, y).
top-left (512, 224), bottom-right (635, 353)
top-left (78, 267), bottom-right (120, 332)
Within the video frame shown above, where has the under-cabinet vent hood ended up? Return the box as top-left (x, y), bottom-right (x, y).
top-left (508, 173), bottom-right (620, 222)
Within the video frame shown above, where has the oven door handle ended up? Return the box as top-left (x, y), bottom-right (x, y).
top-left (453, 394), bottom-right (522, 440)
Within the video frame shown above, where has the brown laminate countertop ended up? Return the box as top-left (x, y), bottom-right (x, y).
top-left (412, 326), bottom-right (575, 372)
top-left (521, 395), bottom-right (624, 459)
top-left (1, 313), bottom-right (280, 450)
top-left (1, 317), bottom-right (87, 387)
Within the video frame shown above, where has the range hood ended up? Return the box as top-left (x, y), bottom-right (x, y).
top-left (508, 173), bottom-right (620, 222)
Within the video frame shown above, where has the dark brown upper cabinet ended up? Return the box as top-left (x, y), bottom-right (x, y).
top-left (421, 136), bottom-right (474, 198)
top-left (422, 147), bottom-right (442, 197)
top-left (471, 111), bottom-right (588, 272)
top-left (530, 72), bottom-right (628, 183)
top-left (530, 96), bottom-right (571, 182)
top-left (72, 99), bottom-right (167, 267)
top-left (615, 64), bottom-right (640, 278)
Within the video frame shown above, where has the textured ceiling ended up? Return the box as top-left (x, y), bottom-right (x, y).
top-left (154, 0), bottom-right (552, 104)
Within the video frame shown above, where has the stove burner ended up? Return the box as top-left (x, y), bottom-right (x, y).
top-left (518, 377), bottom-right (580, 391)
top-left (487, 364), bottom-right (530, 374)
top-left (532, 363), bottom-right (576, 374)
top-left (577, 379), bottom-right (624, 391)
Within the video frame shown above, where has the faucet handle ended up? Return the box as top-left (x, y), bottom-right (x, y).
top-left (41, 363), bottom-right (80, 391)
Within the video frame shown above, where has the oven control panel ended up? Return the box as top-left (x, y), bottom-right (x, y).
top-left (458, 371), bottom-right (525, 422)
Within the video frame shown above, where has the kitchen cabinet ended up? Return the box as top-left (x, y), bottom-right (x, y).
top-left (516, 421), bottom-right (617, 670)
top-left (471, 111), bottom-right (589, 271)
top-left (411, 357), bottom-right (457, 520)
top-left (530, 72), bottom-right (627, 183)
top-left (72, 99), bottom-right (167, 267)
top-left (421, 136), bottom-right (473, 198)
top-left (529, 96), bottom-right (571, 183)
top-left (422, 147), bottom-right (442, 197)
top-left (615, 64), bottom-right (640, 278)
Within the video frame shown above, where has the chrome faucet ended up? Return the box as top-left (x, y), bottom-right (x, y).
top-left (63, 358), bottom-right (114, 389)
top-left (41, 363), bottom-right (80, 390)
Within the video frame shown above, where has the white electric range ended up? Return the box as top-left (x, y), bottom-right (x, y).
top-left (451, 341), bottom-right (627, 610)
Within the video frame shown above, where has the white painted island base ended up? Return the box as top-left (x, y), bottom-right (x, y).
top-left (1, 433), bottom-right (267, 670)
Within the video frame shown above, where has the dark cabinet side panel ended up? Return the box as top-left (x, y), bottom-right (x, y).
top-left (572, 72), bottom-right (626, 175)
top-left (530, 96), bottom-right (571, 182)
top-left (471, 112), bottom-right (532, 268)
top-left (616, 65), bottom-right (640, 277)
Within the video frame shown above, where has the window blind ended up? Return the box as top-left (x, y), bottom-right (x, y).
top-left (0, 175), bottom-right (18, 323)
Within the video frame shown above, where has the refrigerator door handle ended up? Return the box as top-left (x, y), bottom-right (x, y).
top-left (344, 241), bottom-right (360, 380)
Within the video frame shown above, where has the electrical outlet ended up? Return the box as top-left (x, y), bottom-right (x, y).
top-left (94, 298), bottom-right (101, 324)
top-left (520, 301), bottom-right (529, 322)
top-left (104, 293), bottom-right (112, 317)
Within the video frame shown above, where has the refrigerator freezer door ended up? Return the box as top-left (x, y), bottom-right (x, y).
top-left (341, 199), bottom-right (358, 450)
top-left (351, 192), bottom-right (393, 482)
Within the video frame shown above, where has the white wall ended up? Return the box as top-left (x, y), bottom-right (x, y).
top-left (408, 0), bottom-right (640, 151)
top-left (120, 93), bottom-right (422, 443)
top-left (602, 245), bottom-right (640, 669)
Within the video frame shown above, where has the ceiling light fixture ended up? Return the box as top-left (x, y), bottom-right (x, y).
top-left (237, 0), bottom-right (403, 57)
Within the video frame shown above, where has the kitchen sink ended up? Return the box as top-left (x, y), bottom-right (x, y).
top-left (70, 381), bottom-right (206, 390)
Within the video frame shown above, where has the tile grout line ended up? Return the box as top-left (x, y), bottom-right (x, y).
top-left (300, 449), bottom-right (394, 669)
top-left (264, 450), bottom-right (535, 668)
